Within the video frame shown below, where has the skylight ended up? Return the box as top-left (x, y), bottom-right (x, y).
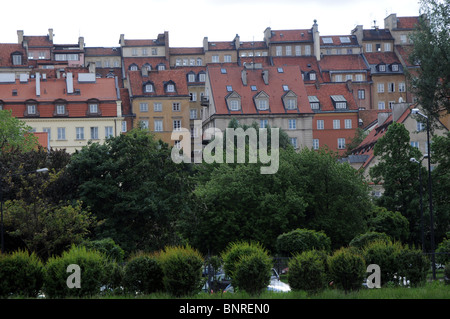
top-left (322, 37), bottom-right (333, 44)
top-left (340, 37), bottom-right (351, 43)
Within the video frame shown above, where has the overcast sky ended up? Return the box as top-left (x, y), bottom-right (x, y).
top-left (1, 0), bottom-right (422, 48)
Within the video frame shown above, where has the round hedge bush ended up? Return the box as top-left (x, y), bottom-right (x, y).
top-left (349, 231), bottom-right (392, 250)
top-left (159, 245), bottom-right (204, 297)
top-left (327, 247), bottom-right (366, 292)
top-left (0, 250), bottom-right (44, 298)
top-left (44, 245), bottom-right (110, 298)
top-left (123, 253), bottom-right (163, 294)
top-left (276, 228), bottom-right (331, 257)
top-left (288, 250), bottom-right (328, 294)
top-left (232, 247), bottom-right (272, 295)
top-left (221, 241), bottom-right (267, 279)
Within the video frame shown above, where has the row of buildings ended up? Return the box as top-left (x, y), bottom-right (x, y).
top-left (1, 14), bottom-right (447, 167)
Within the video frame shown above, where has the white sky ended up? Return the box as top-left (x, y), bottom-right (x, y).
top-left (1, 0), bottom-right (422, 48)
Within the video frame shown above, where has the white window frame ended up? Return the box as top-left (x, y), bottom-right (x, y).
top-left (154, 102), bottom-right (162, 112)
top-left (338, 138), bottom-right (346, 149)
top-left (345, 119), bottom-right (352, 129)
top-left (76, 127), bottom-right (84, 140)
top-left (154, 120), bottom-right (163, 132)
top-left (333, 119), bottom-right (341, 129)
top-left (313, 139), bottom-right (319, 150)
top-left (288, 119), bottom-right (296, 130)
top-left (317, 120), bottom-right (324, 130)
top-left (173, 120), bottom-right (181, 131)
top-left (90, 126), bottom-right (99, 139)
top-left (57, 127), bottom-right (66, 140)
top-left (140, 103), bottom-right (148, 112)
top-left (105, 126), bottom-right (113, 138)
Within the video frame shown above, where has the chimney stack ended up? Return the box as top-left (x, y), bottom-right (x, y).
top-left (79, 36), bottom-right (85, 50)
top-left (241, 69), bottom-right (247, 86)
top-left (313, 20), bottom-right (321, 61)
top-left (17, 30), bottom-right (24, 44)
top-left (48, 28), bottom-right (54, 42)
top-left (262, 70), bottom-right (269, 85)
top-left (203, 37), bottom-right (209, 52)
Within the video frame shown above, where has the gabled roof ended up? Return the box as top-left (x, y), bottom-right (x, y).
top-left (396, 17), bottom-right (420, 30)
top-left (123, 57), bottom-right (168, 71)
top-left (320, 35), bottom-right (359, 46)
top-left (268, 29), bottom-right (313, 43)
top-left (208, 65), bottom-right (311, 116)
top-left (395, 45), bottom-right (418, 67)
top-left (271, 56), bottom-right (323, 82)
top-left (207, 41), bottom-right (235, 51)
top-left (23, 35), bottom-right (53, 47)
top-left (85, 47), bottom-right (121, 56)
top-left (0, 43), bottom-right (27, 67)
top-left (364, 51), bottom-right (402, 65)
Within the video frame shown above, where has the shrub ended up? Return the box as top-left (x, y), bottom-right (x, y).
top-left (159, 245), bottom-right (204, 297)
top-left (122, 253), bottom-right (163, 295)
top-left (288, 250), bottom-right (327, 294)
top-left (0, 250), bottom-right (44, 297)
top-left (349, 232), bottom-right (392, 250)
top-left (362, 240), bottom-right (403, 286)
top-left (84, 238), bottom-right (125, 263)
top-left (327, 247), bottom-right (366, 292)
top-left (232, 247), bottom-right (272, 295)
top-left (44, 245), bottom-right (110, 298)
top-left (221, 241), bottom-right (267, 279)
top-left (445, 262), bottom-right (450, 285)
top-left (276, 229), bottom-right (331, 257)
top-left (397, 246), bottom-right (429, 287)
top-left (436, 237), bottom-right (450, 265)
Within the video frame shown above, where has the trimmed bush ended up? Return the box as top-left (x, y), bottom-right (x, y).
top-left (276, 228), bottom-right (331, 257)
top-left (327, 247), bottom-right (366, 292)
top-left (0, 250), bottom-right (44, 298)
top-left (232, 247), bottom-right (272, 295)
top-left (362, 240), bottom-right (403, 286)
top-left (288, 250), bottom-right (327, 294)
top-left (397, 246), bottom-right (429, 287)
top-left (44, 245), bottom-right (110, 298)
top-left (349, 232), bottom-right (392, 250)
top-left (122, 253), bottom-right (163, 295)
top-left (159, 245), bottom-right (204, 297)
top-left (84, 238), bottom-right (125, 263)
top-left (221, 241), bottom-right (267, 279)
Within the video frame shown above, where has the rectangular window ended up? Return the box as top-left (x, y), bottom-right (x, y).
top-left (384, 43), bottom-right (391, 52)
top-left (154, 120), bottom-right (163, 132)
top-left (27, 104), bottom-right (36, 114)
top-left (260, 119), bottom-right (268, 128)
top-left (76, 127), bottom-right (84, 140)
top-left (90, 127), bottom-right (99, 139)
top-left (212, 55), bottom-right (219, 63)
top-left (12, 55), bottom-right (22, 65)
top-left (317, 120), bottom-right (324, 130)
top-left (224, 55), bottom-right (232, 62)
top-left (399, 82), bottom-right (406, 92)
top-left (304, 45), bottom-right (311, 56)
top-left (121, 121), bottom-right (127, 133)
top-left (378, 101), bottom-right (386, 110)
top-left (355, 74), bottom-right (363, 82)
top-left (89, 103), bottom-right (98, 114)
top-left (335, 75), bottom-right (342, 82)
top-left (288, 119), bottom-right (296, 130)
top-left (313, 139), bottom-right (319, 150)
top-left (377, 83), bottom-right (385, 93)
top-left (346, 75), bottom-right (353, 81)
top-left (154, 102), bottom-right (162, 112)
top-left (166, 84), bottom-right (175, 92)
top-left (345, 119), bottom-right (352, 129)
top-left (140, 103), bottom-right (148, 112)
top-left (43, 128), bottom-right (51, 140)
top-left (388, 83), bottom-right (395, 93)
top-left (188, 74), bottom-right (196, 82)
top-left (190, 92), bottom-right (197, 101)
top-left (173, 120), bottom-right (181, 131)
top-left (295, 46), bottom-right (301, 56)
top-left (333, 119), bottom-right (341, 129)
top-left (417, 121), bottom-right (426, 132)
top-left (190, 109), bottom-right (197, 119)
top-left (152, 48), bottom-right (157, 55)
top-left (366, 43), bottom-right (373, 52)
top-left (229, 100), bottom-right (240, 111)
top-left (57, 127), bottom-right (66, 140)
top-left (105, 126), bottom-right (113, 138)
top-left (358, 89), bottom-right (365, 100)
top-left (172, 102), bottom-right (180, 111)
top-left (258, 99), bottom-right (269, 110)
top-left (338, 138), bottom-right (346, 149)
top-left (276, 46), bottom-right (282, 56)
top-left (285, 46), bottom-right (292, 56)
top-left (286, 99), bottom-right (297, 109)
top-left (290, 137), bottom-right (298, 149)
top-left (410, 141), bottom-right (419, 148)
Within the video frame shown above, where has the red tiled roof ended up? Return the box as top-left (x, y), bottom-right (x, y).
top-left (23, 35), bottom-right (52, 47)
top-left (239, 41), bottom-right (268, 50)
top-left (358, 109), bottom-right (392, 129)
top-left (320, 35), bottom-right (358, 46)
top-left (272, 56), bottom-right (323, 82)
top-left (169, 47), bottom-right (204, 55)
top-left (85, 47), bottom-right (121, 56)
top-left (396, 17), bottom-right (419, 30)
top-left (128, 69), bottom-right (189, 97)
top-left (0, 43), bottom-right (27, 67)
top-left (208, 42), bottom-right (235, 51)
top-left (208, 65), bottom-right (312, 115)
top-left (305, 82), bottom-right (358, 112)
top-left (123, 57), bottom-right (168, 71)
top-left (269, 29), bottom-right (313, 43)
top-left (395, 45), bottom-right (417, 67)
top-left (239, 56), bottom-right (271, 67)
top-left (319, 54), bottom-right (369, 71)
top-left (364, 52), bottom-right (401, 65)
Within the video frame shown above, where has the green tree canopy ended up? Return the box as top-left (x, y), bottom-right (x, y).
top-left (0, 110), bottom-right (38, 153)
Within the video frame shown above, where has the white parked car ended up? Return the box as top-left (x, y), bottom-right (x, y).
top-left (224, 268), bottom-right (291, 293)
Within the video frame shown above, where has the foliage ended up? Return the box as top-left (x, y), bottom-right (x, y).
top-left (397, 246), bottom-right (429, 287)
top-left (349, 231), bottom-right (392, 250)
top-left (232, 248), bottom-right (273, 296)
top-left (66, 128), bottom-right (193, 253)
top-left (276, 228), bottom-right (331, 257)
top-left (43, 245), bottom-right (110, 298)
top-left (362, 240), bottom-right (404, 286)
top-left (370, 122), bottom-right (424, 246)
top-left (122, 252), bottom-right (164, 295)
top-left (327, 247), bottom-right (366, 292)
top-left (158, 245), bottom-right (204, 297)
top-left (0, 250), bottom-right (44, 297)
top-left (288, 250), bottom-right (328, 294)
top-left (3, 199), bottom-right (96, 260)
top-left (436, 237), bottom-right (450, 265)
top-left (0, 110), bottom-right (38, 152)
top-left (408, 0), bottom-right (450, 123)
top-left (221, 241), bottom-right (268, 281)
top-left (366, 207), bottom-right (410, 242)
top-left (83, 238), bottom-right (125, 263)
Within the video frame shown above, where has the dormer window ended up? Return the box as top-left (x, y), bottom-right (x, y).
top-left (199, 72), bottom-right (206, 82)
top-left (254, 91), bottom-right (270, 111)
top-left (87, 99), bottom-right (101, 116)
top-left (391, 64), bottom-right (399, 72)
top-left (143, 63), bottom-right (152, 71)
top-left (378, 64), bottom-right (386, 72)
top-left (12, 52), bottom-right (23, 65)
top-left (129, 64), bottom-right (138, 71)
top-left (309, 72), bottom-right (316, 81)
top-left (308, 96), bottom-right (320, 110)
top-left (282, 91), bottom-right (298, 110)
top-left (187, 72), bottom-right (196, 82)
top-left (157, 63), bottom-right (166, 70)
top-left (165, 81), bottom-right (176, 93)
top-left (282, 85), bottom-right (289, 91)
top-left (54, 100), bottom-right (69, 116)
top-left (143, 82), bottom-right (154, 93)
top-left (226, 91), bottom-right (241, 111)
top-left (24, 100), bottom-right (39, 117)
top-left (331, 95), bottom-right (347, 109)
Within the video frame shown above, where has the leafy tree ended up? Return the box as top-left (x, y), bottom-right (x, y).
top-left (408, 0), bottom-right (450, 126)
top-left (366, 207), bottom-right (410, 243)
top-left (370, 122), bottom-right (424, 246)
top-left (66, 128), bottom-right (193, 253)
top-left (0, 110), bottom-right (38, 152)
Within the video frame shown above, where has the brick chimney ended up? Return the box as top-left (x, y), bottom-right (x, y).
top-left (48, 28), bottom-right (54, 42)
top-left (17, 30), bottom-right (24, 44)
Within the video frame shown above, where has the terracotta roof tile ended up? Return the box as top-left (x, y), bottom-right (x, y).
top-left (320, 35), bottom-right (358, 46)
top-left (85, 47), bottom-right (121, 56)
top-left (269, 29), bottom-right (313, 43)
top-left (128, 69), bottom-right (189, 97)
top-left (272, 56), bottom-right (323, 82)
top-left (169, 47), bottom-right (204, 55)
top-left (364, 52), bottom-right (401, 65)
top-left (305, 82), bottom-right (358, 112)
top-left (23, 35), bottom-right (52, 47)
top-left (319, 54), bottom-right (369, 71)
top-left (396, 17), bottom-right (419, 30)
top-left (363, 29), bottom-right (394, 41)
top-left (0, 43), bottom-right (27, 67)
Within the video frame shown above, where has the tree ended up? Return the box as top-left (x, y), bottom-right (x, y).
top-left (0, 110), bottom-right (38, 152)
top-left (366, 207), bottom-right (410, 243)
top-left (408, 0), bottom-right (450, 127)
top-left (370, 122), bottom-right (424, 246)
top-left (66, 128), bottom-right (193, 253)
